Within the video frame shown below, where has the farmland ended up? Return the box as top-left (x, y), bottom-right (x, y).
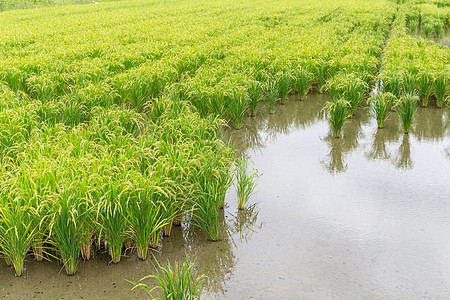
top-left (0, 0), bottom-right (449, 297)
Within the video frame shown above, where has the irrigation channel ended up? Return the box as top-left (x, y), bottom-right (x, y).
top-left (1, 92), bottom-right (449, 299)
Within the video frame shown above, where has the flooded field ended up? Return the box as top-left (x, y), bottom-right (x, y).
top-left (1, 93), bottom-right (449, 299)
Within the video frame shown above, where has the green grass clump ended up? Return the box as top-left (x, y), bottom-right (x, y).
top-left (129, 256), bottom-right (206, 300)
top-left (395, 93), bottom-right (418, 134)
top-left (265, 79), bottom-right (279, 114)
top-left (293, 69), bottom-right (312, 100)
top-left (322, 99), bottom-right (350, 138)
top-left (235, 157), bottom-right (259, 210)
top-left (369, 92), bottom-right (395, 128)
top-left (417, 72), bottom-right (434, 107)
top-left (227, 88), bottom-right (248, 130)
top-left (277, 71), bottom-right (293, 105)
top-left (246, 80), bottom-right (264, 117)
top-left (434, 73), bottom-right (449, 108)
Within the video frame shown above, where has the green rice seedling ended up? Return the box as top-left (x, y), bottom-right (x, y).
top-left (293, 69), bottom-right (312, 100)
top-left (277, 71), bottom-right (292, 105)
top-left (246, 80), bottom-right (263, 117)
top-left (126, 185), bottom-right (169, 260)
top-left (235, 157), bottom-right (259, 210)
top-left (395, 93), bottom-right (419, 134)
top-left (402, 71), bottom-right (417, 95)
top-left (369, 92), bottom-right (395, 128)
top-left (322, 99), bottom-right (350, 138)
top-left (434, 73), bottom-right (449, 108)
top-left (129, 256), bottom-right (206, 300)
top-left (0, 202), bottom-right (36, 276)
top-left (227, 88), bottom-right (248, 130)
top-left (51, 194), bottom-right (87, 276)
top-left (417, 72), bottom-right (434, 107)
top-left (265, 79), bottom-right (279, 114)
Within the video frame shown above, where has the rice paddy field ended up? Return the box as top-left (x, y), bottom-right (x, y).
top-left (0, 0), bottom-right (449, 298)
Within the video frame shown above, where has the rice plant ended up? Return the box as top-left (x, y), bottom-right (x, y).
top-left (395, 93), bottom-right (418, 134)
top-left (293, 69), bottom-right (312, 100)
top-left (227, 88), bottom-right (248, 130)
top-left (434, 73), bottom-right (449, 108)
top-left (369, 92), bottom-right (395, 128)
top-left (322, 99), bottom-right (350, 138)
top-left (0, 202), bottom-right (36, 276)
top-left (417, 72), bottom-right (434, 107)
top-left (97, 189), bottom-right (128, 264)
top-left (265, 79), bottom-right (279, 114)
top-left (234, 157), bottom-right (259, 210)
top-left (402, 71), bottom-right (417, 95)
top-left (277, 71), bottom-right (292, 105)
top-left (126, 188), bottom-right (168, 260)
top-left (246, 80), bottom-right (263, 117)
top-left (384, 74), bottom-right (402, 99)
top-left (51, 194), bottom-right (87, 276)
top-left (129, 256), bottom-right (206, 300)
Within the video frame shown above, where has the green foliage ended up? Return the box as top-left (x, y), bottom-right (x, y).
top-left (129, 256), bottom-right (206, 300)
top-left (322, 99), bottom-right (350, 138)
top-left (395, 93), bottom-right (419, 133)
top-left (235, 157), bottom-right (259, 210)
top-left (369, 92), bottom-right (395, 128)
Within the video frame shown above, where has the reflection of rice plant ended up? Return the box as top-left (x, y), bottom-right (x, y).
top-left (246, 80), bottom-right (263, 117)
top-left (370, 92), bottom-right (395, 128)
top-left (129, 256), bottom-right (206, 300)
top-left (322, 99), bottom-right (350, 138)
top-left (395, 93), bottom-right (418, 134)
top-left (417, 72), bottom-right (433, 107)
top-left (235, 157), bottom-right (259, 210)
top-left (293, 69), bottom-right (312, 100)
top-left (434, 73), bottom-right (449, 108)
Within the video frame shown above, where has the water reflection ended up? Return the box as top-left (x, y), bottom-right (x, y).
top-left (222, 93), bottom-right (328, 155)
top-left (413, 106), bottom-right (449, 142)
top-left (366, 129), bottom-right (391, 160)
top-left (228, 203), bottom-right (264, 243)
top-left (321, 132), bottom-right (348, 174)
top-left (393, 134), bottom-right (413, 170)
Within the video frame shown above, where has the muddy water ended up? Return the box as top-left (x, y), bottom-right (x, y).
top-left (1, 93), bottom-right (449, 299)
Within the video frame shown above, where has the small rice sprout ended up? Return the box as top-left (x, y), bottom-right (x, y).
top-left (434, 73), bottom-right (449, 108)
top-left (322, 99), bottom-right (350, 138)
top-left (417, 72), bottom-right (434, 107)
top-left (129, 256), bottom-right (206, 300)
top-left (369, 92), bottom-right (395, 128)
top-left (235, 157), bottom-right (259, 210)
top-left (395, 93), bottom-right (418, 134)
top-left (227, 88), bottom-right (248, 130)
top-left (293, 69), bottom-right (312, 100)
top-left (277, 71), bottom-right (292, 104)
top-left (402, 71), bottom-right (417, 95)
top-left (246, 80), bottom-right (263, 117)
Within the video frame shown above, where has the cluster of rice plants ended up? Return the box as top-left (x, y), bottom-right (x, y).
top-left (395, 93), bottom-right (419, 133)
top-left (322, 99), bottom-right (351, 138)
top-left (234, 157), bottom-right (260, 210)
top-left (369, 92), bottom-right (396, 128)
top-left (129, 256), bottom-right (206, 300)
